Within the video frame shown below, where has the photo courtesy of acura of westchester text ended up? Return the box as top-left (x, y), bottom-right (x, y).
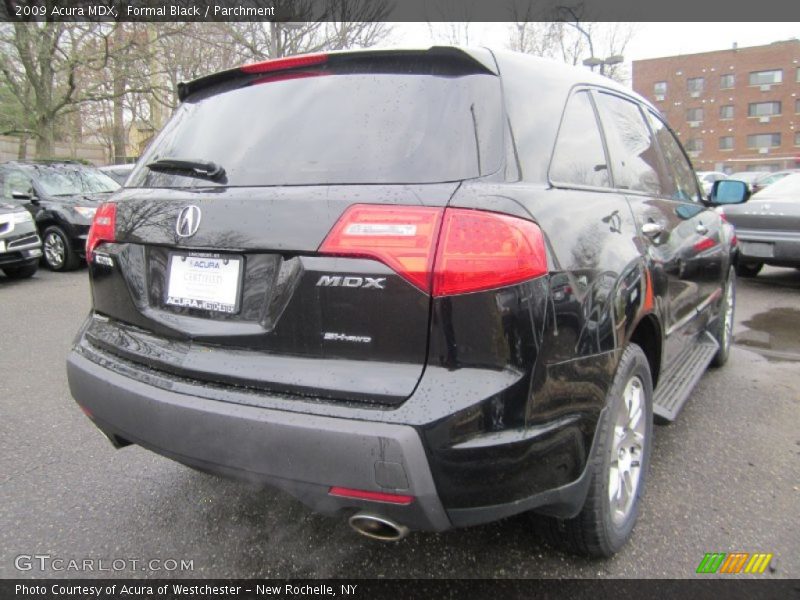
top-left (0, 0), bottom-right (798, 591)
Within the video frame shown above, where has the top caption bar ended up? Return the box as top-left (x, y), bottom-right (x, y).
top-left (2, 0), bottom-right (800, 22)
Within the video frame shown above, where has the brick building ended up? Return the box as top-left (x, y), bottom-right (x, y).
top-left (632, 40), bottom-right (800, 174)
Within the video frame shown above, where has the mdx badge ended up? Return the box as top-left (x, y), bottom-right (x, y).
top-left (175, 205), bottom-right (202, 238)
top-left (316, 275), bottom-right (386, 289)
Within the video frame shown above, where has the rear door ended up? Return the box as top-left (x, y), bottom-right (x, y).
top-left (86, 49), bottom-right (505, 405)
top-left (592, 91), bottom-right (721, 366)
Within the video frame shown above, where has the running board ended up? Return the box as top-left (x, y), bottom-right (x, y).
top-left (653, 332), bottom-right (719, 423)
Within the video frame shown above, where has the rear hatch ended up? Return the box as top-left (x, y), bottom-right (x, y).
top-left (85, 48), bottom-right (504, 405)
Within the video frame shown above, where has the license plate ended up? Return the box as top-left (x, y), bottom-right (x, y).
top-left (165, 253), bottom-right (243, 314)
top-left (741, 241), bottom-right (773, 258)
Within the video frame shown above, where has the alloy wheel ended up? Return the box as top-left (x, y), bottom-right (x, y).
top-left (608, 375), bottom-right (646, 526)
top-left (44, 231), bottom-right (65, 269)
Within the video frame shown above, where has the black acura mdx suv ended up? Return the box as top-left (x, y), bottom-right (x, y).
top-left (67, 48), bottom-right (741, 557)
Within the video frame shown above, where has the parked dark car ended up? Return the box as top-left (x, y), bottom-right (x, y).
top-left (716, 172), bottom-right (800, 277)
top-left (99, 164), bottom-right (135, 186)
top-left (67, 48), bottom-right (740, 557)
top-left (0, 202), bottom-right (42, 279)
top-left (0, 161), bottom-right (120, 270)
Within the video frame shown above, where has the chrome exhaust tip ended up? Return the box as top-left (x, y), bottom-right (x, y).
top-left (348, 513), bottom-right (409, 542)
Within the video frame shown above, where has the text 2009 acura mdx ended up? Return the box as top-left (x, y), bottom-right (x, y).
top-left (67, 48), bottom-right (743, 557)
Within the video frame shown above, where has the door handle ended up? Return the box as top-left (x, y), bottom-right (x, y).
top-left (696, 223), bottom-right (708, 235)
top-left (641, 222), bottom-right (663, 238)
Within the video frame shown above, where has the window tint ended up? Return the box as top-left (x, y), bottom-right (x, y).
top-left (593, 92), bottom-right (662, 195)
top-left (549, 91), bottom-right (610, 188)
top-left (129, 72), bottom-right (503, 187)
top-left (646, 111), bottom-right (699, 202)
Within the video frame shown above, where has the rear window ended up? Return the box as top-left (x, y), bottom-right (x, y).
top-left (129, 71), bottom-right (503, 187)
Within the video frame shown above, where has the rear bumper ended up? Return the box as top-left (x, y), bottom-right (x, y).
top-left (67, 350), bottom-right (451, 532)
top-left (736, 229), bottom-right (800, 267)
top-left (67, 305), bottom-right (604, 531)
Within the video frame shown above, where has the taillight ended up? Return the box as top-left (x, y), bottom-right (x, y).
top-left (433, 208), bottom-right (547, 296)
top-left (319, 205), bottom-right (548, 296)
top-left (86, 202), bottom-right (116, 259)
top-left (693, 236), bottom-right (717, 252)
top-left (240, 53), bottom-right (328, 74)
top-left (318, 205), bottom-right (443, 292)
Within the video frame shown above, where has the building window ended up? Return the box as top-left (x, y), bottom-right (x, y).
top-left (719, 105), bottom-right (734, 119)
top-left (748, 101), bottom-right (781, 117)
top-left (720, 73), bottom-right (735, 89)
top-left (685, 138), bottom-right (703, 152)
top-left (719, 136), bottom-right (734, 150)
top-left (748, 69), bottom-right (783, 85)
top-left (795, 131), bottom-right (800, 147)
top-left (746, 133), bottom-right (781, 149)
top-left (796, 98), bottom-right (800, 113)
top-left (796, 67), bottom-right (800, 82)
top-left (686, 107), bottom-right (704, 122)
top-left (653, 81), bottom-right (667, 98)
top-left (687, 77), bottom-right (704, 94)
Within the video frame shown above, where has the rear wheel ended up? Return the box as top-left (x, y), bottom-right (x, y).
top-left (2, 263), bottom-right (38, 279)
top-left (710, 267), bottom-right (735, 367)
top-left (536, 344), bottom-right (653, 557)
top-left (43, 225), bottom-right (79, 271)
top-left (735, 262), bottom-right (762, 278)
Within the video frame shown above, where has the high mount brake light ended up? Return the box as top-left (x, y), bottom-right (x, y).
top-left (86, 202), bottom-right (117, 259)
top-left (240, 53), bottom-right (329, 75)
top-left (319, 205), bottom-right (548, 296)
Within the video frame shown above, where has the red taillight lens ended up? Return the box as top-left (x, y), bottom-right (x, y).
top-left (319, 205), bottom-right (548, 296)
top-left (328, 486), bottom-right (414, 505)
top-left (86, 202), bottom-right (116, 258)
top-left (433, 208), bottom-right (547, 296)
top-left (318, 205), bottom-right (443, 292)
top-left (240, 53), bottom-right (328, 74)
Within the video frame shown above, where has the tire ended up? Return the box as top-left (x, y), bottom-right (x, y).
top-left (2, 262), bottom-right (39, 279)
top-left (710, 267), bottom-right (735, 368)
top-left (535, 344), bottom-right (653, 557)
top-left (735, 262), bottom-right (762, 278)
top-left (42, 225), bottom-right (79, 271)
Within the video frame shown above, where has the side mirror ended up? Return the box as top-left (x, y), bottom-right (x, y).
top-left (709, 179), bottom-right (749, 206)
top-left (11, 190), bottom-right (32, 200)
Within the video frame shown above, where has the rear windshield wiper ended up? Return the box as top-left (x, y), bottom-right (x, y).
top-left (146, 158), bottom-right (225, 180)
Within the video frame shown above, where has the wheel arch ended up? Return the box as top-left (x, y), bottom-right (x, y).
top-left (627, 312), bottom-right (663, 390)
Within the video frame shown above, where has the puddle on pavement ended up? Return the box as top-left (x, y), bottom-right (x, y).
top-left (735, 307), bottom-right (800, 362)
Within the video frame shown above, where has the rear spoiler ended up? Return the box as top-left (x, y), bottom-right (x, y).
top-left (177, 46), bottom-right (498, 102)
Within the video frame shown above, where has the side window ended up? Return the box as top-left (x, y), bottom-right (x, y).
top-left (549, 91), bottom-right (610, 188)
top-left (2, 169), bottom-right (33, 199)
top-left (593, 92), bottom-right (663, 195)
top-left (646, 111), bottom-right (700, 202)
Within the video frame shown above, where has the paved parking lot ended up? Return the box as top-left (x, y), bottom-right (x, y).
top-left (1, 266), bottom-right (798, 579)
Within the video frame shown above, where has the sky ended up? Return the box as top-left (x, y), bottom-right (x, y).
top-left (386, 22), bottom-right (800, 81)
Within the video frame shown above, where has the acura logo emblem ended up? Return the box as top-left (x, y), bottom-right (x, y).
top-left (175, 205), bottom-right (201, 238)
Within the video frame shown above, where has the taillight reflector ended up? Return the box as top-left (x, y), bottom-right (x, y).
top-left (693, 237), bottom-right (717, 253)
top-left (319, 205), bottom-right (548, 296)
top-left (240, 53), bottom-right (328, 74)
top-left (86, 202), bottom-right (117, 258)
top-left (319, 205), bottom-right (443, 292)
top-left (329, 487), bottom-right (414, 505)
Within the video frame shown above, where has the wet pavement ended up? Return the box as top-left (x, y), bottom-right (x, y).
top-left (1, 266), bottom-right (798, 579)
